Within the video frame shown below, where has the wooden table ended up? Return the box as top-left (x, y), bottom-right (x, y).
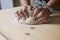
top-left (0, 7), bottom-right (60, 40)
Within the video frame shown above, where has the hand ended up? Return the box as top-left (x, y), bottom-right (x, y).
top-left (16, 6), bottom-right (34, 20)
top-left (16, 6), bottom-right (29, 20)
top-left (33, 7), bottom-right (51, 23)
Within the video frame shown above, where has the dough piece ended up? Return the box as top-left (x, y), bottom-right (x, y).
top-left (18, 17), bottom-right (39, 25)
top-left (25, 17), bottom-right (38, 24)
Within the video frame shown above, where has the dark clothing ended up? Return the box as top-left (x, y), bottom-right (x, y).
top-left (33, 0), bottom-right (60, 10)
top-left (43, 0), bottom-right (49, 3)
top-left (33, 0), bottom-right (48, 7)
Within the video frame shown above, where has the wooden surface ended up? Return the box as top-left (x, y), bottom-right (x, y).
top-left (0, 7), bottom-right (60, 40)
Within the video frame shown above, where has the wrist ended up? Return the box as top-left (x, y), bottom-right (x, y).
top-left (43, 5), bottom-right (54, 13)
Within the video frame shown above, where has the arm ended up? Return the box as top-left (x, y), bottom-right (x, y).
top-left (32, 0), bottom-right (60, 23)
top-left (47, 0), bottom-right (60, 9)
top-left (20, 0), bottom-right (30, 6)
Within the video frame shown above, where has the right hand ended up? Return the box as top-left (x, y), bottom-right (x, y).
top-left (16, 6), bottom-right (35, 20)
top-left (16, 6), bottom-right (30, 20)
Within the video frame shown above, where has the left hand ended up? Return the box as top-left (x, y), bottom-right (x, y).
top-left (33, 7), bottom-right (51, 23)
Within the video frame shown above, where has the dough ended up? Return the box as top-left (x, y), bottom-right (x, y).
top-left (18, 17), bottom-right (39, 25)
top-left (17, 7), bottom-right (39, 25)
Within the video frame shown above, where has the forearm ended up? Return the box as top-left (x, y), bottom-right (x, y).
top-left (20, 0), bottom-right (30, 6)
top-left (47, 0), bottom-right (60, 9)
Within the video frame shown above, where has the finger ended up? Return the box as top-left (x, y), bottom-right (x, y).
top-left (18, 8), bottom-right (26, 19)
top-left (15, 10), bottom-right (22, 20)
top-left (28, 5), bottom-right (34, 11)
top-left (17, 10), bottom-right (23, 19)
top-left (33, 7), bottom-right (43, 17)
top-left (33, 6), bottom-right (41, 10)
top-left (16, 9), bottom-right (26, 20)
top-left (38, 18), bottom-right (44, 24)
top-left (15, 10), bottom-right (18, 17)
top-left (37, 10), bottom-right (45, 18)
top-left (34, 11), bottom-right (44, 20)
top-left (15, 10), bottom-right (21, 17)
top-left (28, 6), bottom-right (35, 17)
top-left (38, 15), bottom-right (49, 24)
top-left (36, 8), bottom-right (50, 20)
top-left (37, 8), bottom-right (50, 18)
top-left (44, 17), bottom-right (51, 23)
top-left (22, 7), bottom-right (29, 18)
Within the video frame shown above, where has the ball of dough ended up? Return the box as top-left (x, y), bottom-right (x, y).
top-left (25, 17), bottom-right (39, 25)
top-left (18, 17), bottom-right (39, 25)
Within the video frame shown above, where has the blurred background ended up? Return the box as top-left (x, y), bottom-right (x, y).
top-left (0, 0), bottom-right (21, 10)
top-left (0, 0), bottom-right (60, 11)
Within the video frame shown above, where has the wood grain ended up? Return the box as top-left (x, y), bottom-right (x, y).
top-left (0, 7), bottom-right (60, 40)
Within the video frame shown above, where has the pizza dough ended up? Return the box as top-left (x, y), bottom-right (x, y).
top-left (18, 17), bottom-right (39, 25)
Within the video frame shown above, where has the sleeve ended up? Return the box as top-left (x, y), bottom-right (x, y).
top-left (32, 0), bottom-right (47, 7)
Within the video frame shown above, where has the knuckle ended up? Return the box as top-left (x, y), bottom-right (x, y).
top-left (18, 9), bottom-right (22, 14)
top-left (28, 6), bottom-right (33, 10)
